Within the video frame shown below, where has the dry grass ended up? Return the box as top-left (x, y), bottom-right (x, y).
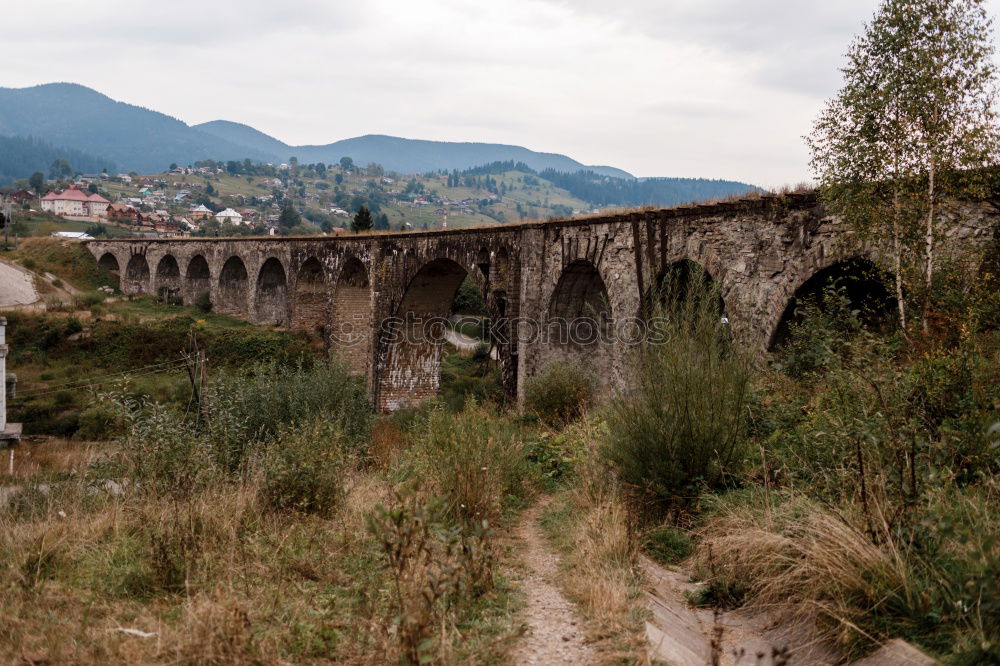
top-left (1, 437), bottom-right (107, 480)
top-left (540, 418), bottom-right (650, 663)
top-left (0, 459), bottom-right (515, 664)
top-left (692, 490), bottom-right (947, 652)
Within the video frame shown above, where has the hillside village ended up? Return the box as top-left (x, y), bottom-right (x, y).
top-left (2, 158), bottom-right (610, 239)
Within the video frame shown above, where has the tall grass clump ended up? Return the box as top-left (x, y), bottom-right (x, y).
top-left (604, 267), bottom-right (751, 517)
top-left (205, 360), bottom-right (371, 471)
top-left (408, 402), bottom-right (533, 526)
top-left (523, 361), bottom-right (595, 426)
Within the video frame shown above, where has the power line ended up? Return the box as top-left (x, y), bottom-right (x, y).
top-left (10, 362), bottom-right (190, 402)
top-left (12, 358), bottom-right (188, 397)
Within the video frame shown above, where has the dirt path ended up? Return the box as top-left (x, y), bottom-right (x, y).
top-left (511, 499), bottom-right (598, 665)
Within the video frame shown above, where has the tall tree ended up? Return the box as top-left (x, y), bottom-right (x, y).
top-left (28, 172), bottom-right (46, 195)
top-left (278, 199), bottom-right (301, 230)
top-left (49, 158), bottom-right (72, 180)
top-left (351, 205), bottom-right (373, 233)
top-left (809, 0), bottom-right (999, 334)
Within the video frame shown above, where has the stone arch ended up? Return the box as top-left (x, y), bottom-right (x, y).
top-left (291, 257), bottom-right (327, 333)
top-left (475, 247), bottom-right (491, 281)
top-left (155, 254), bottom-right (181, 301)
top-left (98, 252), bottom-right (120, 289)
top-left (123, 254), bottom-right (150, 294)
top-left (185, 255), bottom-right (211, 305)
top-left (645, 258), bottom-right (725, 317)
top-left (543, 259), bottom-right (613, 377)
top-left (330, 257), bottom-right (372, 376)
top-left (255, 257), bottom-right (290, 326)
top-left (492, 246), bottom-right (511, 291)
top-left (377, 257), bottom-right (472, 411)
top-left (217, 255), bottom-right (249, 317)
top-left (768, 256), bottom-right (897, 349)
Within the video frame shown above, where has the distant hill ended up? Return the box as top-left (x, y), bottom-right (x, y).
top-left (0, 83), bottom-right (759, 206)
top-left (192, 123), bottom-right (634, 179)
top-left (0, 83), bottom-right (275, 173)
top-left (0, 135), bottom-right (115, 186)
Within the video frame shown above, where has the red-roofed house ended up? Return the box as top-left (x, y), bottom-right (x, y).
top-left (40, 186), bottom-right (109, 218)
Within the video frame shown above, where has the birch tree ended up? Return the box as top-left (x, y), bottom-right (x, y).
top-left (809, 0), bottom-right (999, 335)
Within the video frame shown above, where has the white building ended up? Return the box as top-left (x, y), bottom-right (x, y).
top-left (1, 317), bottom-right (22, 444)
top-left (215, 208), bottom-right (244, 225)
top-left (39, 186), bottom-right (109, 218)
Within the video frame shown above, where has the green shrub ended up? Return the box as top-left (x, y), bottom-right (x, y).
top-left (77, 398), bottom-right (125, 440)
top-left (603, 269), bottom-right (750, 516)
top-left (523, 362), bottom-right (594, 426)
top-left (194, 290), bottom-right (212, 313)
top-left (205, 361), bottom-right (372, 471)
top-left (451, 277), bottom-right (486, 316)
top-left (258, 419), bottom-right (346, 516)
top-left (471, 342), bottom-right (491, 362)
top-left (774, 285), bottom-right (863, 378)
top-left (413, 403), bottom-right (531, 526)
top-left (643, 526), bottom-right (692, 565)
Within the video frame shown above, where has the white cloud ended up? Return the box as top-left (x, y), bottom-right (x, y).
top-left (2, 0), bottom-right (998, 187)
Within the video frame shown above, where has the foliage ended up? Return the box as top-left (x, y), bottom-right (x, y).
top-left (408, 403), bottom-right (532, 526)
top-left (0, 135), bottom-right (113, 186)
top-left (808, 0), bottom-right (1000, 334)
top-left (277, 198), bottom-right (301, 230)
top-left (603, 269), bottom-right (751, 517)
top-left (193, 290), bottom-right (212, 313)
top-left (523, 362), bottom-right (594, 426)
top-left (351, 204), bottom-right (373, 233)
top-left (205, 361), bottom-right (371, 471)
top-left (451, 276), bottom-right (486, 316)
top-left (367, 494), bottom-right (495, 664)
top-left (257, 418), bottom-right (347, 516)
top-left (643, 526), bottom-right (692, 565)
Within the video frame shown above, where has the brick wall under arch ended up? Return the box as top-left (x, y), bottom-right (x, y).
top-left (217, 255), bottom-right (249, 317)
top-left (255, 257), bottom-right (290, 326)
top-left (291, 257), bottom-right (328, 334)
top-left (330, 257), bottom-right (372, 376)
top-left (376, 257), bottom-right (470, 411)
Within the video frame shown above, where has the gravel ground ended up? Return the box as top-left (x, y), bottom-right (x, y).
top-left (510, 500), bottom-right (598, 665)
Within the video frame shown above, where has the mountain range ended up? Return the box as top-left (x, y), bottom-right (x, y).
top-left (0, 82), bottom-right (757, 204)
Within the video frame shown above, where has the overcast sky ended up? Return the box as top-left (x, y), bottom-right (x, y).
top-left (3, 0), bottom-right (999, 187)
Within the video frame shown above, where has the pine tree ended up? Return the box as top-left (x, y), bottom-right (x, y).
top-left (278, 199), bottom-right (301, 230)
top-left (352, 205), bottom-right (374, 233)
top-left (808, 0), bottom-right (999, 334)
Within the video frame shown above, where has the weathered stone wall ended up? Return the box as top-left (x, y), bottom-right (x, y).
top-left (85, 194), bottom-right (999, 411)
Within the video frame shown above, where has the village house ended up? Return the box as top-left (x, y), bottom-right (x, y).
top-left (106, 203), bottom-right (136, 222)
top-left (215, 208), bottom-right (244, 225)
top-left (40, 186), bottom-right (109, 218)
top-left (8, 190), bottom-right (34, 205)
top-left (189, 204), bottom-right (214, 221)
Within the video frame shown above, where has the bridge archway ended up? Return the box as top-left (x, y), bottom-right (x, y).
top-left (543, 259), bottom-right (613, 381)
top-left (98, 253), bottom-right (120, 289)
top-left (292, 257), bottom-right (327, 333)
top-left (123, 254), bottom-right (150, 294)
top-left (255, 257), bottom-right (290, 326)
top-left (330, 257), bottom-right (372, 375)
top-left (769, 256), bottom-right (897, 349)
top-left (217, 256), bottom-right (250, 317)
top-left (645, 259), bottom-right (725, 317)
top-left (377, 257), bottom-right (472, 411)
top-left (155, 255), bottom-right (181, 301)
top-left (185, 255), bottom-right (211, 305)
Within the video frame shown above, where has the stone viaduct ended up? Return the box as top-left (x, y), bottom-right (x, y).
top-left (83, 193), bottom-right (998, 411)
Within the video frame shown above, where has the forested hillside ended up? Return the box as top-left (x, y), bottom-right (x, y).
top-left (0, 135), bottom-right (115, 185)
